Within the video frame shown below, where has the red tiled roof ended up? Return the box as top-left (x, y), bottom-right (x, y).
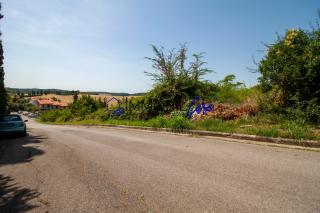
top-left (37, 99), bottom-right (53, 105)
top-left (59, 103), bottom-right (68, 107)
top-left (51, 101), bottom-right (61, 106)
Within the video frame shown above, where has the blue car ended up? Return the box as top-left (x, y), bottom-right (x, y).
top-left (0, 114), bottom-right (27, 137)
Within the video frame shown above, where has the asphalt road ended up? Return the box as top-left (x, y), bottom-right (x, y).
top-left (1, 119), bottom-right (320, 212)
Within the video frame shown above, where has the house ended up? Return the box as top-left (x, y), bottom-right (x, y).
top-left (32, 98), bottom-right (68, 110)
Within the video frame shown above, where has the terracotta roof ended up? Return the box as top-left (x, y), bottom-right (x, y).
top-left (37, 99), bottom-right (53, 105)
top-left (59, 103), bottom-right (68, 107)
top-left (51, 101), bottom-right (61, 106)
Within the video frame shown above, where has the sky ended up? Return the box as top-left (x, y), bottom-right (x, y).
top-left (1, 0), bottom-right (319, 93)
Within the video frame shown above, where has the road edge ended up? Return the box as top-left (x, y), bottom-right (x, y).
top-left (40, 122), bottom-right (320, 148)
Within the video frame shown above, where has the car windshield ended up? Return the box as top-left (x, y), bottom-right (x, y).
top-left (0, 115), bottom-right (22, 122)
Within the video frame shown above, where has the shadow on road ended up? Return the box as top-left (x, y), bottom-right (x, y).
top-left (0, 134), bottom-right (45, 165)
top-left (0, 174), bottom-right (40, 212)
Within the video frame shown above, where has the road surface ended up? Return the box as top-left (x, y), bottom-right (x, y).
top-left (1, 119), bottom-right (320, 212)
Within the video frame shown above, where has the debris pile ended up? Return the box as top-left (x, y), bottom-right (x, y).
top-left (192, 103), bottom-right (257, 120)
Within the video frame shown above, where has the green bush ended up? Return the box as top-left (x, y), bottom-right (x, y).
top-left (8, 95), bottom-right (37, 112)
top-left (40, 109), bottom-right (74, 122)
top-left (170, 110), bottom-right (187, 118)
top-left (55, 109), bottom-right (74, 122)
top-left (215, 74), bottom-right (249, 104)
top-left (85, 108), bottom-right (105, 120)
top-left (258, 25), bottom-right (320, 124)
top-left (143, 44), bottom-right (218, 117)
top-left (259, 29), bottom-right (320, 106)
top-left (168, 116), bottom-right (191, 131)
top-left (70, 95), bottom-right (102, 119)
top-left (304, 99), bottom-right (320, 125)
top-left (40, 110), bottom-right (59, 122)
top-left (99, 113), bottom-right (110, 121)
top-left (149, 116), bottom-right (168, 128)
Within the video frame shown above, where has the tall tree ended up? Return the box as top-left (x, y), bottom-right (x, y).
top-left (0, 2), bottom-right (7, 114)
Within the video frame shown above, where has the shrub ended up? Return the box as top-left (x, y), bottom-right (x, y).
top-left (170, 110), bottom-right (187, 118)
top-left (168, 116), bottom-right (191, 131)
top-left (40, 110), bottom-right (60, 122)
top-left (149, 116), bottom-right (168, 128)
top-left (258, 24), bottom-right (320, 124)
top-left (143, 44), bottom-right (218, 117)
top-left (55, 109), bottom-right (74, 122)
top-left (70, 95), bottom-right (101, 118)
top-left (215, 74), bottom-right (249, 104)
top-left (99, 113), bottom-right (110, 121)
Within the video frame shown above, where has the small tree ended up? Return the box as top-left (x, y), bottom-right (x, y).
top-left (216, 74), bottom-right (247, 103)
top-left (73, 91), bottom-right (79, 103)
top-left (259, 28), bottom-right (320, 108)
top-left (0, 2), bottom-right (7, 114)
top-left (144, 44), bottom-right (217, 116)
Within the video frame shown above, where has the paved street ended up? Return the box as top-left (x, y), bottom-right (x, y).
top-left (1, 119), bottom-right (320, 212)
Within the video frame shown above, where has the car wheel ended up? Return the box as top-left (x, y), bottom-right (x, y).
top-left (21, 129), bottom-right (27, 137)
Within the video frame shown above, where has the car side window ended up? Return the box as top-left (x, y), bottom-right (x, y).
top-left (0, 116), bottom-right (22, 122)
top-left (11, 116), bottom-right (21, 121)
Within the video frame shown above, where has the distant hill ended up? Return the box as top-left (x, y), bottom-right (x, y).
top-left (6, 87), bottom-right (146, 96)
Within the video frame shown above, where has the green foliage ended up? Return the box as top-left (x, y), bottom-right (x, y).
top-left (245, 127), bottom-right (280, 138)
top-left (40, 110), bottom-right (60, 122)
top-left (0, 70), bottom-right (6, 114)
top-left (280, 120), bottom-right (310, 140)
top-left (0, 3), bottom-right (7, 114)
top-left (304, 99), bottom-right (320, 124)
top-left (143, 44), bottom-right (218, 116)
top-left (40, 95), bottom-right (105, 122)
top-left (70, 95), bottom-right (103, 119)
top-left (8, 95), bottom-right (36, 112)
top-left (149, 116), bottom-right (168, 128)
top-left (40, 109), bottom-right (74, 123)
top-left (215, 74), bottom-right (250, 104)
top-left (284, 99), bottom-right (320, 126)
top-left (170, 110), bottom-right (187, 118)
top-left (73, 91), bottom-right (79, 103)
top-left (99, 111), bottom-right (111, 121)
top-left (192, 118), bottom-right (237, 133)
top-left (258, 26), bottom-right (320, 124)
top-left (54, 109), bottom-right (74, 122)
top-left (168, 116), bottom-right (191, 131)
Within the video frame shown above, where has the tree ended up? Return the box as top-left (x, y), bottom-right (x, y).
top-left (259, 28), bottom-right (320, 108)
top-left (144, 44), bottom-right (217, 116)
top-left (73, 91), bottom-right (79, 103)
top-left (216, 74), bottom-right (246, 103)
top-left (145, 44), bottom-right (213, 85)
top-left (0, 2), bottom-right (7, 114)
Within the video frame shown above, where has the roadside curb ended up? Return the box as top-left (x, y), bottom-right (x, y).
top-left (68, 123), bottom-right (320, 148)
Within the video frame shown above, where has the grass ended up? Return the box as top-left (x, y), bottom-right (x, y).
top-left (41, 115), bottom-right (192, 131)
top-left (38, 113), bottom-right (320, 141)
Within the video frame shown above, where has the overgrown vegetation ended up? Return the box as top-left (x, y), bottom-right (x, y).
top-left (258, 27), bottom-right (320, 124)
top-left (39, 16), bottom-right (320, 141)
top-left (7, 95), bottom-right (36, 112)
top-left (142, 44), bottom-right (217, 117)
top-left (0, 3), bottom-right (7, 114)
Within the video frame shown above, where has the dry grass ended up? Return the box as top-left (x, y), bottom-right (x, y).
top-left (31, 94), bottom-right (137, 106)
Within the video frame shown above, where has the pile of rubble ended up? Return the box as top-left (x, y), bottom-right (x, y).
top-left (192, 103), bottom-right (257, 121)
